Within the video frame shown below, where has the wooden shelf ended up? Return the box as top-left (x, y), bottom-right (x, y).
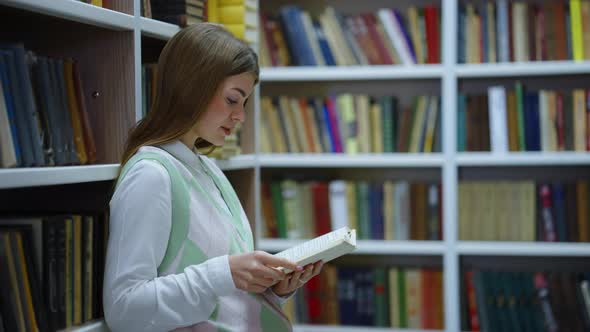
top-left (258, 154), bottom-right (444, 168)
top-left (457, 241), bottom-right (590, 256)
top-left (0, 0), bottom-right (134, 30)
top-left (258, 239), bottom-right (445, 255)
top-left (260, 65), bottom-right (443, 82)
top-left (139, 17), bottom-right (180, 40)
top-left (456, 152), bottom-right (590, 166)
top-left (456, 61), bottom-right (590, 77)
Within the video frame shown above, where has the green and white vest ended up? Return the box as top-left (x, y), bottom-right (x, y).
top-left (117, 146), bottom-right (292, 332)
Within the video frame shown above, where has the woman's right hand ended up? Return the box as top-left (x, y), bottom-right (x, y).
top-left (228, 251), bottom-right (302, 293)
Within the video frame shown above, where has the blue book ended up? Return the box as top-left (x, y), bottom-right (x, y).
top-left (0, 55), bottom-right (22, 166)
top-left (1, 50), bottom-right (34, 166)
top-left (458, 6), bottom-right (466, 63)
top-left (313, 22), bottom-right (335, 66)
top-left (337, 267), bottom-right (359, 325)
top-left (2, 45), bottom-right (44, 166)
top-left (279, 6), bottom-right (317, 66)
top-left (392, 9), bottom-right (416, 63)
top-left (322, 100), bottom-right (337, 153)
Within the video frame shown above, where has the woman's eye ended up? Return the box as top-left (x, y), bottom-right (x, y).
top-left (227, 98), bottom-right (238, 105)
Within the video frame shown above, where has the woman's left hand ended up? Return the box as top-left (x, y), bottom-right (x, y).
top-left (271, 261), bottom-right (324, 297)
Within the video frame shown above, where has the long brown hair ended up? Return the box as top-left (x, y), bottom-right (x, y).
top-left (119, 23), bottom-right (259, 173)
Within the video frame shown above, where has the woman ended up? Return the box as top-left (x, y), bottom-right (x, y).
top-left (103, 23), bottom-right (323, 332)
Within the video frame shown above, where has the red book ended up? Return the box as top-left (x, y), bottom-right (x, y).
top-left (465, 271), bottom-right (480, 331)
top-left (424, 6), bottom-right (440, 64)
top-left (556, 92), bottom-right (566, 150)
top-left (540, 184), bottom-right (557, 242)
top-left (421, 269), bottom-right (436, 328)
top-left (586, 90), bottom-right (590, 151)
top-left (325, 97), bottom-right (343, 153)
top-left (312, 183), bottom-right (331, 236)
top-left (260, 14), bottom-right (280, 66)
top-left (361, 13), bottom-right (393, 64)
top-left (304, 275), bottom-right (322, 324)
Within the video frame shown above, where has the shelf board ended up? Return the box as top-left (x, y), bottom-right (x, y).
top-left (258, 239), bottom-right (445, 255)
top-left (59, 320), bottom-right (107, 332)
top-left (456, 61), bottom-right (590, 77)
top-left (456, 152), bottom-right (590, 166)
top-left (213, 154), bottom-right (257, 171)
top-left (457, 241), bottom-right (590, 256)
top-left (260, 65), bottom-right (443, 81)
top-left (0, 0), bottom-right (134, 30)
top-left (294, 325), bottom-right (442, 332)
top-left (0, 164), bottom-right (119, 189)
top-left (259, 154), bottom-right (444, 168)
top-left (139, 17), bottom-right (180, 40)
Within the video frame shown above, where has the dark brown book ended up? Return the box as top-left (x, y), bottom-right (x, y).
top-left (566, 183), bottom-right (579, 242)
top-left (480, 95), bottom-right (490, 151)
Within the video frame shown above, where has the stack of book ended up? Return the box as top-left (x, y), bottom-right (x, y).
top-left (459, 180), bottom-right (590, 242)
top-left (261, 95), bottom-right (441, 154)
top-left (259, 5), bottom-right (441, 67)
top-left (149, 0), bottom-right (206, 27)
top-left (0, 44), bottom-right (97, 168)
top-left (261, 180), bottom-right (442, 241)
top-left (209, 0), bottom-right (257, 43)
top-left (0, 215), bottom-right (109, 332)
top-left (284, 265), bottom-right (444, 329)
top-left (462, 269), bottom-right (590, 331)
top-left (458, 84), bottom-right (590, 153)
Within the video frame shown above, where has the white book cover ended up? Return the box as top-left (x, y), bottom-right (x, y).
top-left (488, 86), bottom-right (508, 153)
top-left (539, 90), bottom-right (549, 151)
top-left (274, 227), bottom-right (357, 273)
top-left (394, 181), bottom-right (410, 241)
top-left (329, 180), bottom-right (349, 231)
top-left (377, 9), bottom-right (414, 65)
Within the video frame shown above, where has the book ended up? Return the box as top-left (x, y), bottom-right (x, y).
top-left (274, 227), bottom-right (357, 273)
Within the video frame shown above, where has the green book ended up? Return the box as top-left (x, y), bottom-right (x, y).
top-left (381, 96), bottom-right (394, 153)
top-left (458, 93), bottom-right (467, 152)
top-left (398, 268), bottom-right (407, 328)
top-left (515, 82), bottom-right (526, 151)
top-left (270, 182), bottom-right (287, 238)
top-left (374, 268), bottom-right (389, 326)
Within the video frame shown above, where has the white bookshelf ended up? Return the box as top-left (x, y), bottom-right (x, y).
top-left (0, 0), bottom-right (134, 30)
top-left (260, 65), bottom-right (444, 81)
top-left (59, 320), bottom-right (108, 332)
top-left (258, 154), bottom-right (445, 168)
top-left (1, 1), bottom-right (589, 332)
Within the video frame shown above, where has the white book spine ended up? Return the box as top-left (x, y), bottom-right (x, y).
top-left (377, 9), bottom-right (414, 65)
top-left (496, 0), bottom-right (510, 62)
top-left (329, 180), bottom-right (349, 231)
top-left (395, 181), bottom-right (410, 241)
top-left (539, 90), bottom-right (549, 151)
top-left (488, 86), bottom-right (508, 153)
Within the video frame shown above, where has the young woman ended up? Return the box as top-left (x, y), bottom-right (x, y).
top-left (103, 23), bottom-right (323, 332)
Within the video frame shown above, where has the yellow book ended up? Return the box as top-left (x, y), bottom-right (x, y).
top-left (581, 1), bottom-right (590, 60)
top-left (405, 269), bottom-right (422, 328)
top-left (207, 0), bottom-right (219, 22)
top-left (383, 181), bottom-right (395, 240)
top-left (301, 99), bottom-right (322, 153)
top-left (65, 217), bottom-right (73, 327)
top-left (570, 0), bottom-right (584, 61)
top-left (370, 102), bottom-right (383, 153)
top-left (409, 96), bottom-right (427, 153)
top-left (219, 0), bottom-right (257, 9)
top-left (14, 233), bottom-right (39, 332)
top-left (355, 95), bottom-right (371, 153)
top-left (573, 89), bottom-right (587, 151)
top-left (73, 216), bottom-right (83, 325)
top-left (521, 182), bottom-right (536, 241)
top-left (407, 7), bottom-right (424, 64)
top-left (388, 268), bottom-right (400, 327)
top-left (223, 24), bottom-right (256, 43)
top-left (90, 0), bottom-right (103, 7)
top-left (64, 60), bottom-right (88, 164)
top-left (289, 98), bottom-right (310, 153)
top-left (337, 94), bottom-right (357, 154)
top-left (261, 97), bottom-right (287, 153)
top-left (346, 182), bottom-right (358, 231)
top-left (279, 96), bottom-right (300, 153)
top-left (218, 5), bottom-right (256, 27)
top-left (423, 96), bottom-right (439, 153)
top-left (3, 233), bottom-right (27, 332)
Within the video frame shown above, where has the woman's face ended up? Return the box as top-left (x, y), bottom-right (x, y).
top-left (194, 72), bottom-right (255, 146)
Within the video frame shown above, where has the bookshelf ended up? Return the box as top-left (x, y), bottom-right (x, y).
top-left (1, 0), bottom-right (589, 332)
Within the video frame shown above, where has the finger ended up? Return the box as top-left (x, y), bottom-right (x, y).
top-left (252, 276), bottom-right (277, 288)
top-left (257, 264), bottom-right (286, 281)
top-left (288, 269), bottom-right (304, 288)
top-left (312, 261), bottom-right (324, 276)
top-left (256, 252), bottom-right (301, 272)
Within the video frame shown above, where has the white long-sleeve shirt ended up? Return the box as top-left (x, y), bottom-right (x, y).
top-left (103, 142), bottom-right (288, 332)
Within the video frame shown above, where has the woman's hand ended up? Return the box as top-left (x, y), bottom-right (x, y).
top-left (228, 251), bottom-right (301, 293)
top-left (272, 261), bottom-right (324, 297)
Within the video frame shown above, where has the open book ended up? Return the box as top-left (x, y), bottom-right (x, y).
top-left (274, 227), bottom-right (357, 274)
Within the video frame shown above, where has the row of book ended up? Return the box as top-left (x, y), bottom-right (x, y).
top-left (0, 215), bottom-right (109, 332)
top-left (284, 266), bottom-right (444, 329)
top-left (459, 1), bottom-right (590, 64)
top-left (260, 95), bottom-right (441, 154)
top-left (141, 0), bottom-right (256, 42)
top-left (462, 269), bottom-right (590, 332)
top-left (459, 180), bottom-right (590, 242)
top-left (458, 85), bottom-right (590, 152)
top-left (0, 44), bottom-right (97, 169)
top-left (261, 180), bottom-right (442, 241)
top-left (259, 5), bottom-right (440, 67)
top-left (76, 0), bottom-right (109, 8)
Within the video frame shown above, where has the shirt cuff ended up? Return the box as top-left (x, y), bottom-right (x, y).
top-left (266, 288), bottom-right (296, 306)
top-left (207, 255), bottom-right (237, 297)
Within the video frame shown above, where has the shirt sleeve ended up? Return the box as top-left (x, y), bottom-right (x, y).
top-left (103, 160), bottom-right (237, 332)
top-left (264, 288), bottom-right (297, 307)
